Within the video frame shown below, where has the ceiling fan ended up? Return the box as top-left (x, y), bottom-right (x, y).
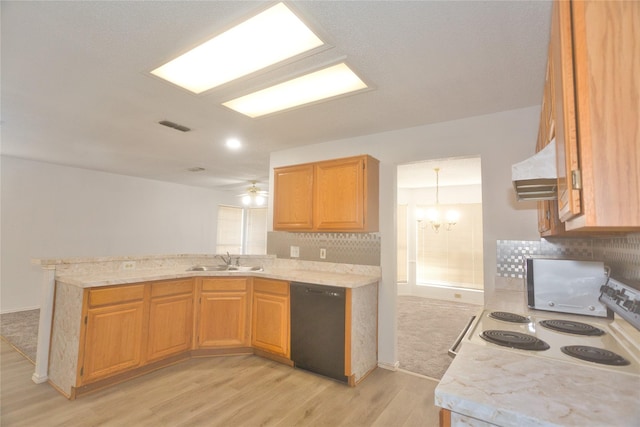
top-left (238, 181), bottom-right (269, 206)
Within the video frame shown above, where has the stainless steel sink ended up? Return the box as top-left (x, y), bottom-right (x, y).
top-left (186, 265), bottom-right (230, 271)
top-left (186, 265), bottom-right (263, 272)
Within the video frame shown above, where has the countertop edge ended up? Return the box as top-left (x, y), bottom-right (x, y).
top-left (55, 268), bottom-right (380, 289)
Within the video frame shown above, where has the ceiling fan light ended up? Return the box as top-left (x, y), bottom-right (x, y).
top-left (255, 195), bottom-right (265, 206)
top-left (242, 195), bottom-right (251, 205)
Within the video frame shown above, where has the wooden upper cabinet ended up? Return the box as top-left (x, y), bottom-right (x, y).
top-left (537, 50), bottom-right (564, 237)
top-left (273, 155), bottom-right (379, 232)
top-left (551, 0), bottom-right (581, 222)
top-left (273, 164), bottom-right (314, 230)
top-left (549, 0), bottom-right (640, 231)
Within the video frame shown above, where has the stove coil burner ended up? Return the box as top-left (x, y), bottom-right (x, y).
top-left (539, 319), bottom-right (605, 336)
top-left (480, 330), bottom-right (550, 351)
top-left (488, 311), bottom-right (530, 324)
top-left (561, 345), bottom-right (630, 366)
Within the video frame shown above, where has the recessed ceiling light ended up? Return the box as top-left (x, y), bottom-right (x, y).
top-left (226, 138), bottom-right (241, 149)
top-left (222, 63), bottom-right (368, 118)
top-left (150, 3), bottom-right (324, 94)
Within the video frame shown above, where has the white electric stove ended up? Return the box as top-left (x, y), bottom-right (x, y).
top-left (450, 276), bottom-right (640, 377)
top-left (464, 309), bottom-right (640, 375)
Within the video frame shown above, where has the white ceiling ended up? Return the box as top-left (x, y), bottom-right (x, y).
top-left (1, 1), bottom-right (551, 194)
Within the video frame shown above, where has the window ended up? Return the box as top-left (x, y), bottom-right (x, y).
top-left (245, 207), bottom-right (267, 254)
top-left (416, 203), bottom-right (483, 290)
top-left (216, 205), bottom-right (267, 255)
top-left (216, 206), bottom-right (243, 254)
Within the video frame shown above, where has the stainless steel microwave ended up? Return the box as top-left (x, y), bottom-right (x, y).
top-left (525, 258), bottom-right (610, 317)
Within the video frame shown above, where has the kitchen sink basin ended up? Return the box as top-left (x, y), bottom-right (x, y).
top-left (186, 265), bottom-right (230, 271)
top-left (186, 265), bottom-right (263, 272)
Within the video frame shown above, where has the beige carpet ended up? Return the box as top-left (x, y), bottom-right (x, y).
top-left (397, 296), bottom-right (480, 379)
top-left (0, 309), bottom-right (39, 363)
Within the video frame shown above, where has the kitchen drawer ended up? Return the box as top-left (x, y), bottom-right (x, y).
top-left (88, 284), bottom-right (145, 307)
top-left (150, 279), bottom-right (194, 298)
top-left (201, 277), bottom-right (248, 292)
top-left (253, 278), bottom-right (289, 296)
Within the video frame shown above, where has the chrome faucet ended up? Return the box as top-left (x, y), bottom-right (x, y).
top-left (217, 252), bottom-right (232, 267)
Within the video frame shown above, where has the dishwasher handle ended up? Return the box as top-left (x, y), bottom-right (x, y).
top-left (448, 315), bottom-right (476, 358)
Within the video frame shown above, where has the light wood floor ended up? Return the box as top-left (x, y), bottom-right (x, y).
top-left (0, 341), bottom-right (440, 426)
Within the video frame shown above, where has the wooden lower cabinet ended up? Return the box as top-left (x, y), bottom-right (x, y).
top-left (146, 279), bottom-right (194, 362)
top-left (439, 408), bottom-right (451, 427)
top-left (80, 285), bottom-right (146, 384)
top-left (251, 278), bottom-right (290, 358)
top-left (71, 277), bottom-right (315, 395)
top-left (197, 277), bottom-right (250, 348)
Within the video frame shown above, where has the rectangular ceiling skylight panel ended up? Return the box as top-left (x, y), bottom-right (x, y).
top-left (222, 63), bottom-right (368, 118)
top-left (151, 3), bottom-right (324, 94)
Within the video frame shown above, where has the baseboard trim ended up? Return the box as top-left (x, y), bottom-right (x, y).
top-left (402, 284), bottom-right (484, 305)
top-left (32, 372), bottom-right (48, 384)
top-left (1, 306), bottom-right (40, 315)
top-left (377, 360), bottom-right (400, 371)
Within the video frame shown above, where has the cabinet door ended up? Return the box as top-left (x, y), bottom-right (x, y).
top-left (273, 164), bottom-right (314, 230)
top-left (567, 0), bottom-right (640, 229)
top-left (199, 291), bottom-right (248, 347)
top-left (81, 301), bottom-right (145, 383)
top-left (251, 279), bottom-right (289, 357)
top-left (252, 293), bottom-right (289, 356)
top-left (147, 293), bottom-right (193, 362)
top-left (314, 156), bottom-right (366, 230)
top-left (551, 0), bottom-right (582, 222)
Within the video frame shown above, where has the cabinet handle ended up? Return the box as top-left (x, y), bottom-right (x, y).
top-left (571, 170), bottom-right (582, 190)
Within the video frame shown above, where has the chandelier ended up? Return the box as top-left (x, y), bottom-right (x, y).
top-left (417, 168), bottom-right (459, 232)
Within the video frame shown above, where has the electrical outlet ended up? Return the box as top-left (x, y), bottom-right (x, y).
top-left (122, 261), bottom-right (136, 271)
top-left (290, 246), bottom-right (300, 258)
top-left (320, 248), bottom-right (326, 259)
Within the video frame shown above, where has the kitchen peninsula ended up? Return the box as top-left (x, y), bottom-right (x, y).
top-left (32, 254), bottom-right (380, 399)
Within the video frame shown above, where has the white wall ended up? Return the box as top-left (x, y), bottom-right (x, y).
top-left (0, 156), bottom-right (236, 312)
top-left (269, 106), bottom-right (541, 367)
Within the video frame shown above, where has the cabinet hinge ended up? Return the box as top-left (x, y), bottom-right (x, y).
top-left (80, 367), bottom-right (83, 376)
top-left (84, 316), bottom-right (87, 325)
top-left (571, 170), bottom-right (582, 190)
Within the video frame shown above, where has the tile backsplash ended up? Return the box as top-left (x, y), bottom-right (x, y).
top-left (497, 234), bottom-right (640, 281)
top-left (267, 232), bottom-right (381, 266)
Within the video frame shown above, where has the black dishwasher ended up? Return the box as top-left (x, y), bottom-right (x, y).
top-left (290, 282), bottom-right (347, 383)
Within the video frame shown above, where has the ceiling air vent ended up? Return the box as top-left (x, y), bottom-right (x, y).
top-left (187, 167), bottom-right (205, 172)
top-left (159, 120), bottom-right (191, 132)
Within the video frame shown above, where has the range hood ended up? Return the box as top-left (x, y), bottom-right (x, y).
top-left (512, 139), bottom-right (558, 201)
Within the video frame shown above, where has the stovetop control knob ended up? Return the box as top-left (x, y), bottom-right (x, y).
top-left (588, 305), bottom-right (596, 311)
top-left (548, 301), bottom-right (555, 307)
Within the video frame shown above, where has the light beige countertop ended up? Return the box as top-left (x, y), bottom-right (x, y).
top-left (55, 267), bottom-right (380, 289)
top-left (436, 343), bottom-right (639, 427)
top-left (435, 285), bottom-right (640, 426)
